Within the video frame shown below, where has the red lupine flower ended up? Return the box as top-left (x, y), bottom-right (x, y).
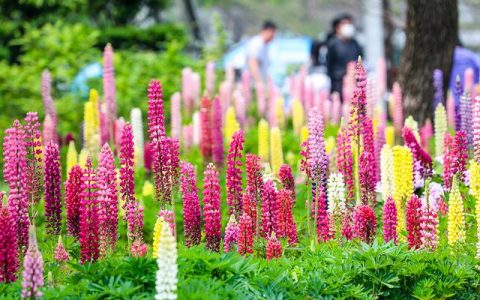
top-left (65, 165), bottom-right (83, 239)
top-left (200, 96), bottom-right (213, 161)
top-left (337, 126), bottom-right (355, 203)
top-left (382, 197), bottom-right (397, 244)
top-left (276, 189), bottom-right (297, 245)
top-left (341, 211), bottom-right (354, 240)
top-left (44, 142), bottom-right (62, 235)
top-left (359, 118), bottom-right (377, 206)
top-left (438, 198), bottom-right (449, 216)
top-left (54, 237), bottom-right (70, 262)
top-left (180, 161), bottom-right (201, 247)
top-left (353, 204), bottom-right (377, 244)
top-left (237, 213), bottom-right (254, 256)
top-left (79, 157), bottom-right (100, 264)
top-left (279, 164), bottom-right (296, 205)
top-left (266, 232), bottom-right (282, 260)
top-left (212, 96), bottom-right (224, 164)
top-left (0, 195), bottom-right (19, 283)
top-left (406, 195), bottom-right (422, 249)
top-left (203, 163), bottom-right (222, 252)
top-left (224, 215), bottom-right (239, 252)
top-left (316, 191), bottom-right (333, 242)
top-left (24, 112), bottom-right (43, 205)
top-left (261, 180), bottom-right (278, 238)
top-left (21, 226), bottom-right (43, 299)
top-left (226, 130), bottom-right (244, 219)
top-left (97, 144), bottom-right (118, 256)
top-left (455, 131), bottom-right (468, 182)
top-left (3, 120), bottom-right (30, 249)
top-left (402, 127), bottom-right (433, 187)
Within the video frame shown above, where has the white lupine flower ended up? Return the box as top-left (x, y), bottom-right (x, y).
top-left (130, 108), bottom-right (144, 168)
top-left (327, 173), bottom-right (346, 217)
top-left (155, 221), bottom-right (177, 300)
top-left (380, 144), bottom-right (394, 200)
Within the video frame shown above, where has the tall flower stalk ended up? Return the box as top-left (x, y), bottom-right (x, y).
top-left (155, 220), bottom-right (177, 300)
top-left (44, 142), bottom-right (62, 235)
top-left (79, 157), bottom-right (99, 263)
top-left (226, 130), bottom-right (244, 219)
top-left (65, 165), bottom-right (83, 239)
top-left (0, 193), bottom-right (19, 283)
top-left (21, 226), bottom-right (43, 299)
top-left (203, 164), bottom-right (221, 252)
top-left (24, 112), bottom-right (43, 206)
top-left (180, 162), bottom-right (201, 247)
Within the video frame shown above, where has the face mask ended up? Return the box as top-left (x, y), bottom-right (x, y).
top-left (339, 24), bottom-right (355, 39)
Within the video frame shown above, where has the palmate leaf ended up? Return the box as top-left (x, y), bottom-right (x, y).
top-left (87, 276), bottom-right (142, 299)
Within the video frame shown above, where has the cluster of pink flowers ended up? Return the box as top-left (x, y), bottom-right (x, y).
top-left (226, 130), bottom-right (244, 219)
top-left (224, 215), bottom-right (239, 252)
top-left (349, 58), bottom-right (368, 141)
top-left (307, 107), bottom-right (328, 191)
top-left (382, 197), bottom-right (398, 244)
top-left (341, 212), bottom-right (354, 240)
top-left (103, 44), bottom-right (117, 131)
top-left (316, 191), bottom-right (332, 242)
top-left (353, 205), bottom-right (377, 244)
top-left (79, 157), bottom-right (100, 264)
top-left (154, 136), bottom-right (180, 206)
top-left (403, 127), bottom-right (433, 187)
top-left (65, 165), bottom-right (83, 239)
top-left (203, 163), bottom-right (222, 252)
top-left (261, 180), bottom-right (278, 238)
top-left (392, 82), bottom-right (403, 133)
top-left (245, 154), bottom-right (263, 234)
top-left (237, 213), bottom-right (254, 255)
top-left (266, 233), bottom-right (282, 260)
top-left (44, 142), bottom-right (62, 235)
top-left (24, 112), bottom-right (43, 205)
top-left (420, 206), bottom-right (438, 251)
top-left (212, 97), bottom-right (224, 164)
top-left (97, 144), bottom-right (118, 255)
top-left (158, 209), bottom-right (176, 235)
top-left (279, 164), bottom-right (296, 204)
top-left (54, 237), bottom-right (70, 262)
top-left (443, 131), bottom-right (468, 189)
top-left (277, 189), bottom-right (297, 245)
top-left (0, 195), bottom-right (19, 283)
top-left (406, 195), bottom-right (422, 249)
top-left (336, 127), bottom-right (354, 202)
top-left (180, 161), bottom-right (202, 247)
top-left (200, 96), bottom-right (213, 161)
top-left (147, 81), bottom-right (165, 139)
top-left (21, 227), bottom-right (43, 299)
top-left (359, 118), bottom-right (377, 206)
top-left (3, 120), bottom-right (30, 249)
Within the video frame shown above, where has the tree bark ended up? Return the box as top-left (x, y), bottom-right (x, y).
top-left (399, 0), bottom-right (458, 125)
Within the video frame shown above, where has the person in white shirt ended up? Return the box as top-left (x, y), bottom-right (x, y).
top-left (246, 20), bottom-right (277, 90)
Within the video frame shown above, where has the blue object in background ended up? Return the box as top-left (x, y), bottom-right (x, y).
top-left (71, 62), bottom-right (102, 99)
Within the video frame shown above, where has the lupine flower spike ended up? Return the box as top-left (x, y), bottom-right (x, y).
top-left (155, 220), bottom-right (177, 300)
top-left (44, 142), bottom-right (62, 235)
top-left (203, 164), bottom-right (222, 252)
top-left (21, 226), bottom-right (44, 299)
top-left (224, 214), bottom-right (239, 252)
top-left (226, 130), bottom-right (244, 219)
top-left (0, 193), bottom-right (19, 283)
top-left (180, 162), bottom-right (201, 247)
top-left (54, 236), bottom-right (70, 262)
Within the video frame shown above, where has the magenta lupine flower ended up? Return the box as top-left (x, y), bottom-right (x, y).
top-left (242, 191), bottom-right (257, 235)
top-left (158, 209), bottom-right (176, 236)
top-left (180, 161), bottom-right (201, 247)
top-left (103, 43), bottom-right (117, 126)
top-left (316, 190), bottom-right (332, 242)
top-left (131, 240), bottom-right (148, 257)
top-left (237, 213), bottom-right (254, 255)
top-left (455, 131), bottom-right (469, 182)
top-left (246, 154), bottom-right (263, 198)
top-left (444, 132), bottom-right (468, 189)
top-left (277, 189), bottom-right (297, 245)
top-left (226, 130), bottom-right (245, 219)
top-left (392, 82), bottom-right (403, 134)
top-left (224, 215), bottom-right (239, 252)
top-left (279, 164), bottom-right (296, 204)
top-left (3, 120), bottom-right (30, 249)
top-left (266, 232), bottom-right (282, 260)
top-left (148, 79), bottom-right (165, 140)
top-left (114, 119), bottom-right (125, 151)
top-left (200, 96), bottom-right (213, 161)
top-left (212, 96), bottom-right (224, 164)
top-left (54, 237), bottom-right (69, 262)
top-left (353, 204), bottom-right (377, 244)
top-left (341, 212), bottom-right (354, 240)
top-left (382, 197), bottom-right (397, 244)
top-left (97, 144), bottom-right (118, 255)
top-left (65, 166), bottom-right (83, 239)
top-left (24, 112), bottom-right (43, 205)
top-left (262, 180), bottom-right (278, 238)
top-left (21, 226), bottom-right (43, 299)
top-left (79, 157), bottom-right (99, 264)
top-left (44, 142), bottom-right (62, 235)
top-left (153, 136), bottom-right (180, 206)
top-left (403, 127), bottom-right (433, 188)
top-left (349, 57), bottom-right (368, 140)
top-left (359, 118), bottom-right (377, 206)
top-left (337, 127), bottom-right (355, 202)
top-left (0, 195), bottom-right (19, 283)
top-left (473, 96), bottom-right (480, 163)
top-left (407, 195), bottom-right (422, 249)
top-left (203, 163), bottom-right (222, 252)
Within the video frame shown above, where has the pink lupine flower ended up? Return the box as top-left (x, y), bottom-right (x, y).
top-left (41, 70), bottom-right (57, 122)
top-left (279, 164), bottom-right (296, 205)
top-left (103, 44), bottom-right (117, 125)
top-left (148, 79), bottom-right (166, 140)
top-left (79, 157), bottom-right (100, 264)
top-left (256, 80), bottom-right (267, 116)
top-left (331, 92), bottom-right (342, 125)
top-left (420, 119), bottom-right (433, 152)
top-left (42, 114), bottom-right (57, 144)
top-left (420, 206), bottom-right (438, 251)
top-left (353, 204), bottom-right (377, 244)
top-left (183, 125), bottom-right (193, 149)
top-left (180, 162), bottom-right (201, 247)
top-left (3, 120), bottom-right (30, 249)
top-left (403, 127), bottom-right (433, 188)
top-left (382, 197), bottom-right (397, 244)
top-left (277, 189), bottom-right (297, 245)
top-left (226, 130), bottom-right (244, 218)
top-left (24, 112), bottom-right (43, 205)
top-left (97, 144), bottom-right (118, 255)
top-left (131, 240), bottom-right (148, 258)
top-left (473, 96), bottom-right (480, 164)
top-left (392, 82), bottom-right (403, 134)
top-left (212, 96), bottom-right (224, 164)
top-left (153, 136), bottom-right (180, 206)
top-left (206, 61), bottom-right (215, 96)
top-left (406, 195), bottom-right (422, 249)
top-left (21, 226), bottom-right (43, 299)
top-left (262, 180), bottom-right (278, 238)
top-left (341, 212), bottom-right (354, 240)
top-left (65, 165), bottom-right (83, 239)
top-left (237, 213), bottom-right (254, 255)
top-left (316, 191), bottom-right (332, 242)
top-left (266, 232), bottom-right (282, 260)
top-left (200, 96), bottom-right (213, 161)
top-left (307, 107), bottom-right (328, 191)
top-left (114, 119), bottom-right (125, 151)
top-left (0, 194), bottom-right (19, 283)
top-left (224, 215), bottom-right (239, 252)
top-left (375, 119), bottom-right (386, 178)
top-left (158, 209), bottom-right (176, 236)
top-left (242, 191), bottom-right (257, 236)
top-left (54, 237), bottom-right (69, 262)
top-left (359, 118), bottom-right (377, 206)
top-left (349, 57), bottom-right (368, 140)
top-left (171, 92), bottom-right (182, 140)
top-left (246, 154), bottom-right (263, 198)
top-left (443, 131), bottom-right (468, 189)
top-left (44, 142), bottom-right (62, 235)
top-left (203, 163), bottom-right (222, 252)
top-left (337, 126), bottom-right (355, 202)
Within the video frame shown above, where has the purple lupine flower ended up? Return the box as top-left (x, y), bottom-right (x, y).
top-left (473, 96), bottom-right (480, 164)
top-left (433, 69), bottom-right (444, 108)
top-left (454, 75), bottom-right (463, 130)
top-left (307, 107), bottom-right (328, 204)
top-left (459, 93), bottom-right (473, 146)
top-left (44, 142), bottom-right (62, 235)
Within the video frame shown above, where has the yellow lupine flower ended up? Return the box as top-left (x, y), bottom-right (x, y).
top-left (291, 98), bottom-right (304, 134)
top-left (152, 217), bottom-right (163, 258)
top-left (468, 161), bottom-right (480, 257)
top-left (275, 97), bottom-right (285, 129)
top-left (325, 136), bottom-right (335, 155)
top-left (84, 89), bottom-right (101, 155)
top-left (448, 176), bottom-right (466, 245)
top-left (258, 119), bottom-right (270, 161)
top-left (380, 144), bottom-right (394, 200)
top-left (224, 106), bottom-right (239, 144)
top-left (385, 126), bottom-right (395, 147)
top-left (78, 149), bottom-right (89, 168)
top-left (270, 126), bottom-right (283, 175)
top-left (392, 146), bottom-right (413, 234)
top-left (142, 180), bottom-right (154, 197)
top-left (66, 141), bottom-right (78, 174)
top-left (300, 126), bottom-right (309, 143)
top-left (434, 103), bottom-right (447, 157)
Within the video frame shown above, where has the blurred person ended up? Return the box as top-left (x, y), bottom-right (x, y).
top-left (449, 40), bottom-right (480, 97)
top-left (326, 13), bottom-right (363, 100)
top-left (246, 20), bottom-right (277, 90)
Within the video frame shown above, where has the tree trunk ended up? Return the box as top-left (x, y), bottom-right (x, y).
top-left (399, 0), bottom-right (458, 125)
top-left (182, 0), bottom-right (203, 42)
top-left (382, 0), bottom-right (394, 88)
